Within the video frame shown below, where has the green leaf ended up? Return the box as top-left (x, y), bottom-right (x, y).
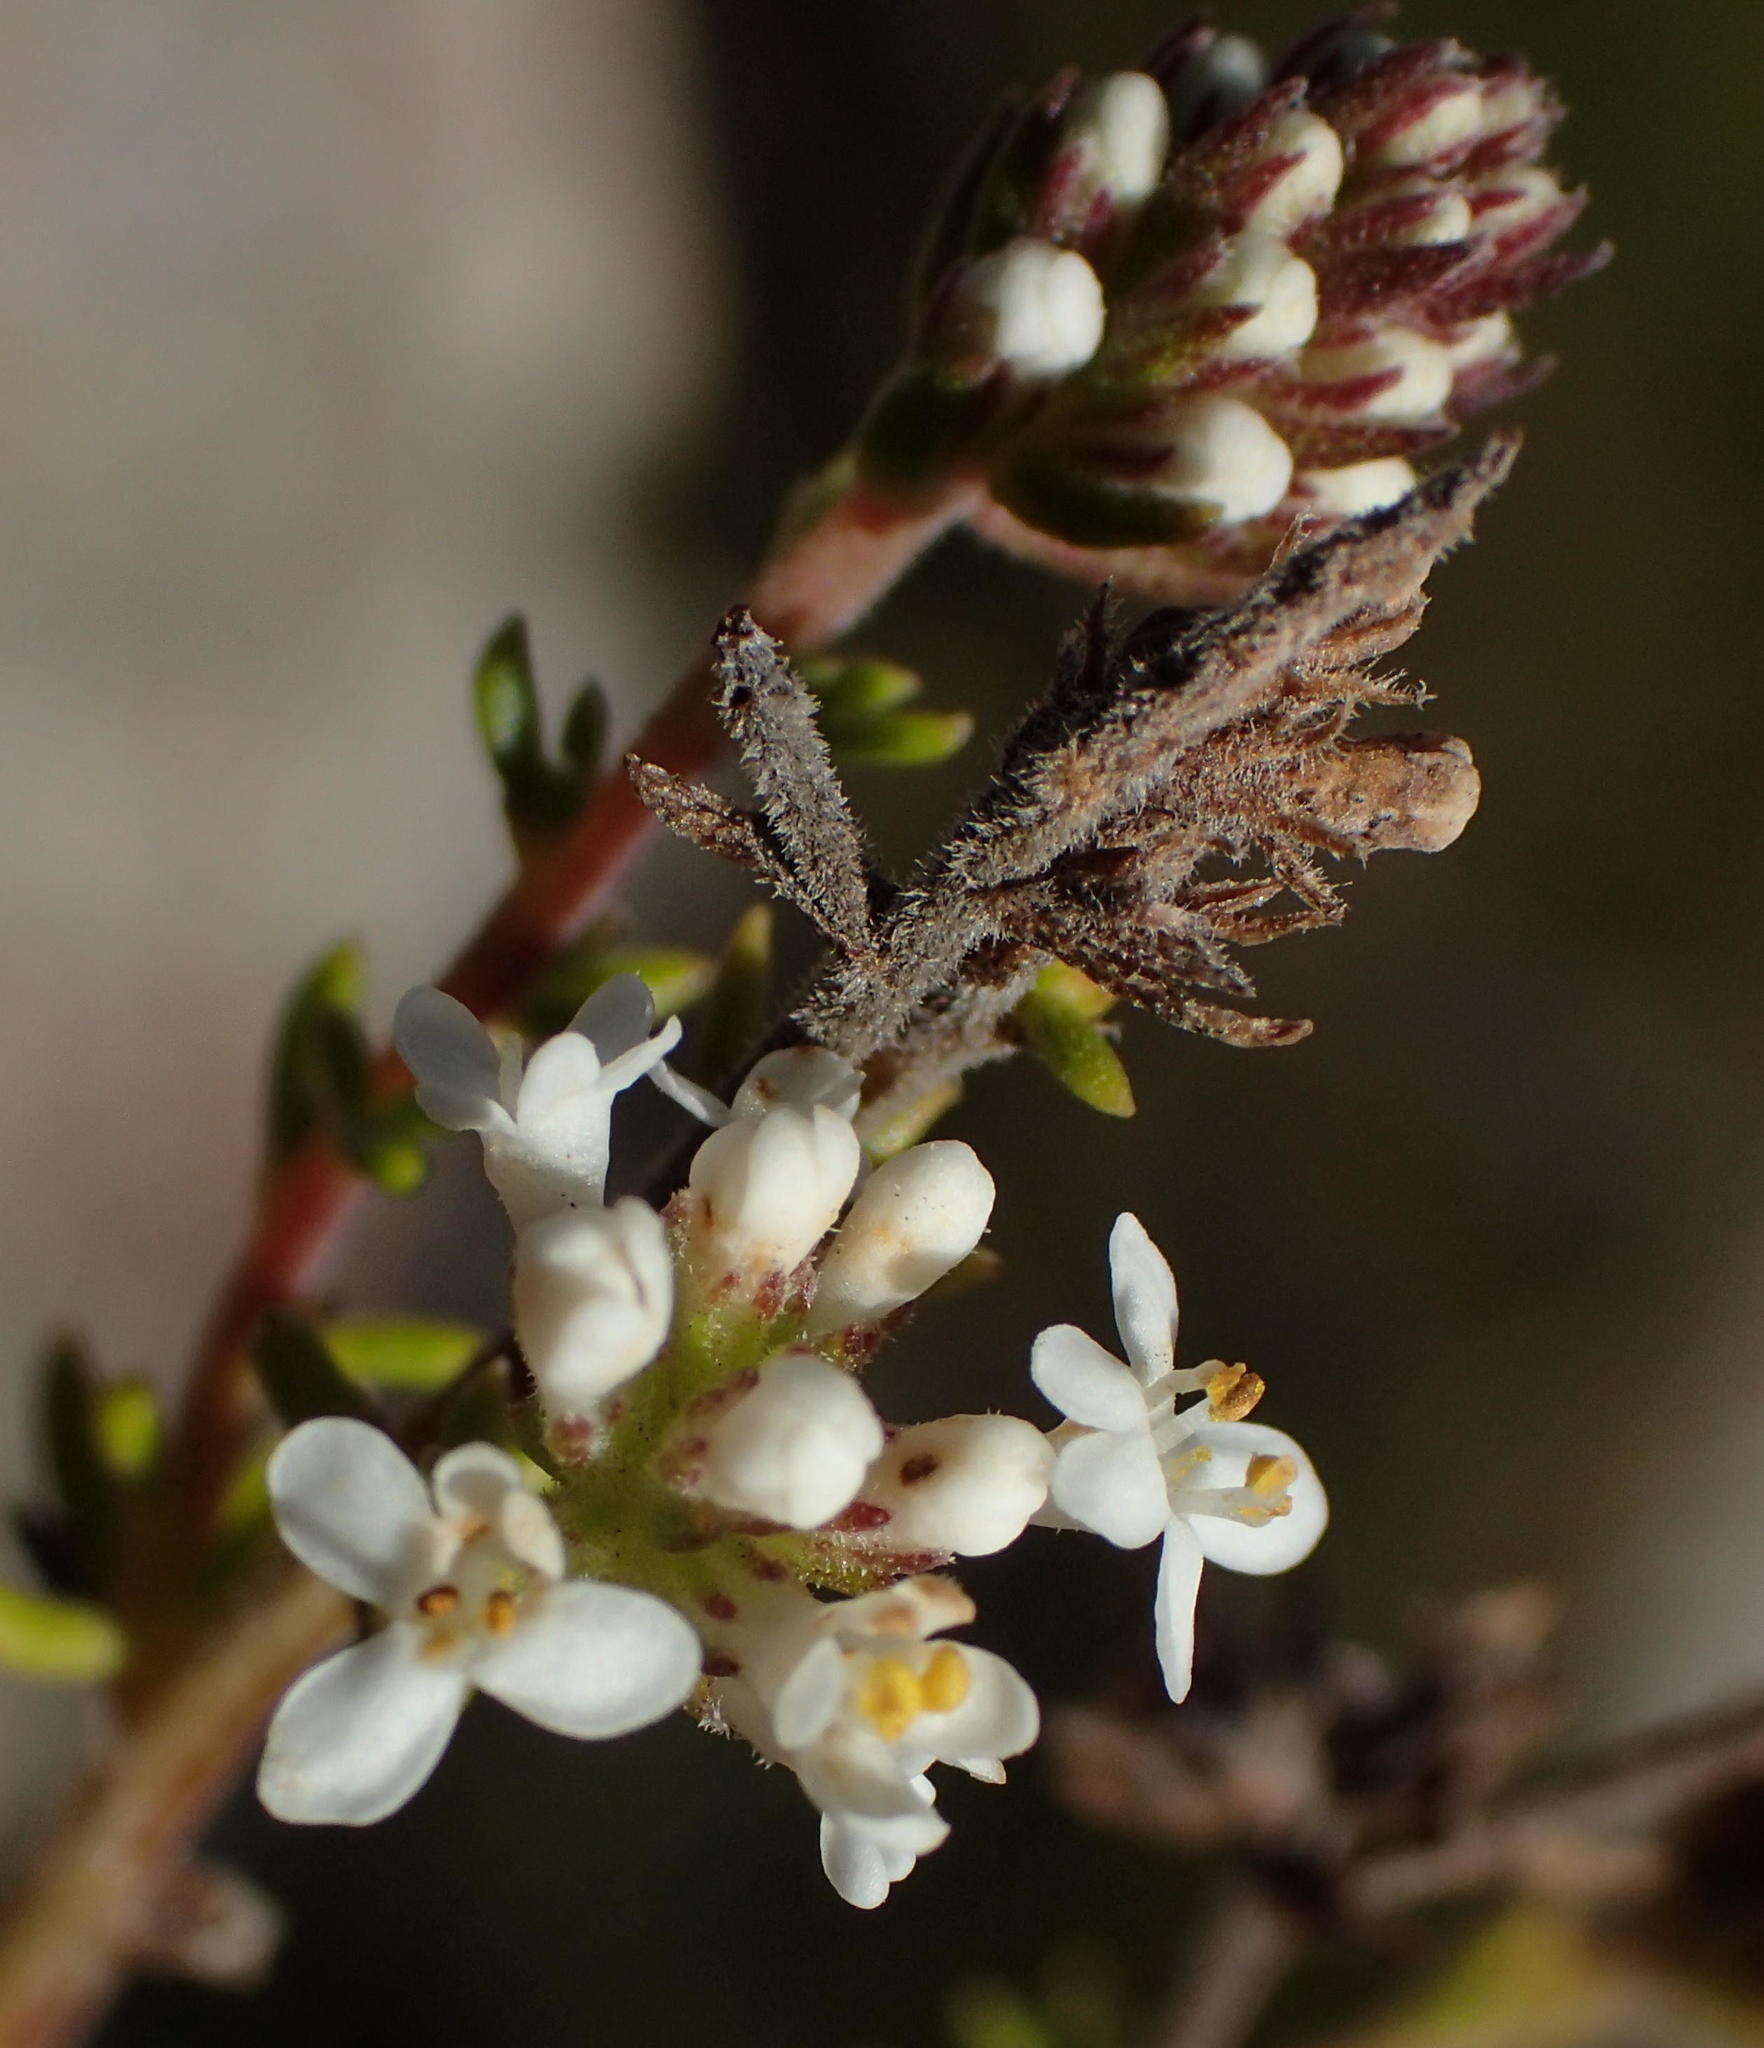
top-left (41, 1337), bottom-right (117, 1588)
top-left (561, 678), bottom-right (608, 776)
top-left (251, 1311), bottom-right (378, 1430)
top-left (860, 1078), bottom-right (964, 1162)
top-left (800, 654), bottom-right (922, 718)
top-left (518, 928), bottom-right (714, 1039)
top-left (322, 1318), bottom-right (485, 1395)
top-left (266, 942), bottom-right (365, 1162)
top-left (0, 1584), bottom-right (127, 1685)
top-left (822, 706), bottom-right (974, 768)
top-left (1015, 967), bottom-right (1135, 1118)
top-left (692, 903), bottom-right (774, 1087)
top-left (473, 614), bottom-right (544, 777)
top-left (93, 1379), bottom-right (161, 1483)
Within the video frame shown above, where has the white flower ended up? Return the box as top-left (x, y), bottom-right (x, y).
top-left (956, 238), bottom-right (1107, 382)
top-left (393, 974), bottom-right (682, 1227)
top-left (806, 1142), bottom-right (995, 1338)
top-left (848, 1415), bottom-right (1053, 1558)
top-left (724, 1576), bottom-right (1038, 1909)
top-left (258, 1419), bottom-right (701, 1824)
top-left (1239, 110), bottom-right (1344, 236)
top-left (512, 1197), bottom-right (673, 1417)
top-left (1030, 1215), bottom-right (1326, 1704)
top-left (682, 1348), bottom-right (884, 1530)
top-left (685, 1099), bottom-right (861, 1287)
top-left (1190, 236), bottom-right (1319, 361)
top-left (1061, 71), bottom-right (1171, 211)
top-left (1155, 396), bottom-right (1294, 523)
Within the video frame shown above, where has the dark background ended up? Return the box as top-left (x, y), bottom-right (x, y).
top-left (1, 2), bottom-right (1757, 2043)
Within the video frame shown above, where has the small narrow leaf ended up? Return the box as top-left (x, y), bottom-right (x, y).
top-left (518, 930), bottom-right (714, 1039)
top-left (822, 706), bottom-right (974, 768)
top-left (473, 615), bottom-right (544, 778)
top-left (251, 1311), bottom-right (378, 1430)
top-left (0, 1584), bottom-right (127, 1684)
top-left (267, 942), bottom-right (365, 1162)
top-left (561, 677), bottom-right (608, 776)
top-left (94, 1380), bottom-right (161, 1482)
top-left (1015, 967), bottom-right (1136, 1118)
top-left (322, 1318), bottom-right (486, 1395)
top-left (42, 1337), bottom-right (117, 1588)
top-left (693, 903), bottom-right (774, 1086)
top-left (800, 655), bottom-right (922, 718)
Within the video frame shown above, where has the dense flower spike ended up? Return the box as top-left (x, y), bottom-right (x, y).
top-left (257, 1421), bottom-right (700, 1823)
top-left (862, 13), bottom-right (1603, 575)
top-left (1032, 1215), bottom-right (1326, 1701)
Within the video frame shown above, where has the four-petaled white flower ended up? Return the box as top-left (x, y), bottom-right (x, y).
top-left (393, 974), bottom-right (683, 1227)
top-left (258, 1418), bottom-right (702, 1825)
top-left (1031, 1214), bottom-right (1327, 1704)
top-left (724, 1576), bottom-right (1038, 1910)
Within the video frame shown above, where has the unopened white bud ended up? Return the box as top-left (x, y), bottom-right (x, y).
top-left (1191, 235), bottom-right (1319, 360)
top-left (807, 1142), bottom-right (996, 1337)
top-left (1373, 177), bottom-right (1474, 247)
top-left (1241, 110), bottom-right (1344, 236)
top-left (856, 1416), bottom-right (1054, 1557)
top-left (1444, 310), bottom-right (1514, 369)
top-left (1364, 80), bottom-right (1485, 169)
top-left (687, 1106), bottom-right (862, 1282)
top-left (691, 1349), bottom-right (884, 1529)
top-left (730, 1046), bottom-right (861, 1122)
top-left (1295, 456), bottom-right (1418, 516)
top-left (1470, 164), bottom-right (1567, 235)
top-left (512, 1198), bottom-right (673, 1414)
top-left (1296, 330), bottom-right (1453, 422)
top-left (1154, 395), bottom-right (1294, 524)
top-left (957, 239), bottom-right (1107, 381)
top-left (1063, 72), bottom-right (1171, 210)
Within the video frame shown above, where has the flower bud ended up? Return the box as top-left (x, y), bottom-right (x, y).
top-left (1360, 78), bottom-right (1486, 171)
top-left (512, 1198), bottom-right (673, 1415)
top-left (806, 1142), bottom-right (995, 1338)
top-left (1059, 72), bottom-right (1171, 214)
top-left (685, 1349), bottom-right (884, 1529)
top-left (1147, 396), bottom-right (1295, 524)
top-left (1294, 733), bottom-right (1481, 854)
top-left (1238, 110), bottom-right (1345, 236)
top-left (1153, 31), bottom-right (1268, 144)
top-left (1295, 456), bottom-right (1418, 517)
top-left (1189, 236), bottom-right (1319, 360)
top-left (687, 1105), bottom-right (862, 1284)
top-left (851, 1416), bottom-right (1054, 1557)
top-left (1294, 330), bottom-right (1454, 423)
top-left (945, 238), bottom-right (1107, 383)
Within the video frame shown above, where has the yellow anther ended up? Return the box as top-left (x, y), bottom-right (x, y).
top-left (482, 1588), bottom-right (519, 1637)
top-left (1245, 1453), bottom-right (1296, 1501)
top-left (919, 1645), bottom-right (971, 1716)
top-left (416, 1584), bottom-right (460, 1619)
top-left (1204, 1362), bottom-right (1266, 1422)
top-left (855, 1655), bottom-right (923, 1742)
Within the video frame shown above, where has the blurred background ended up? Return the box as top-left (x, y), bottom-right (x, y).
top-left (2, 0), bottom-right (1761, 2042)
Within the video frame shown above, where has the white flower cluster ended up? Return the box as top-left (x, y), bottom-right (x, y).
top-left (257, 977), bottom-right (1324, 1906)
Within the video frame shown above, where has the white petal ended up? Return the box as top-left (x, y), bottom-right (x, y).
top-left (795, 1720), bottom-right (930, 1821)
top-left (1109, 1212), bottom-right (1178, 1383)
top-left (512, 1031), bottom-right (606, 1126)
top-left (834, 1575), bottom-right (974, 1645)
top-left (771, 1635), bottom-right (847, 1750)
top-left (429, 1442), bottom-right (564, 1581)
top-left (919, 1647), bottom-right (1039, 1766)
top-left (819, 1808), bottom-right (947, 1908)
top-left (257, 1629), bottom-right (467, 1825)
top-left (393, 987), bottom-right (502, 1132)
top-left (1183, 1420), bottom-right (1329, 1575)
top-left (647, 1061), bottom-right (731, 1128)
top-left (267, 1418), bottom-right (438, 1606)
top-left (567, 972), bottom-right (655, 1062)
top-left (1049, 1426), bottom-right (1170, 1549)
top-left (732, 1046), bottom-right (861, 1121)
top-left (1154, 1518), bottom-right (1205, 1703)
top-left (472, 1581), bottom-right (700, 1738)
top-left (593, 1014), bottom-right (684, 1097)
top-left (1030, 1325), bottom-right (1147, 1431)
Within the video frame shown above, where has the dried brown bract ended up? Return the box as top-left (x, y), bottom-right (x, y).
top-left (633, 436), bottom-right (1511, 1115)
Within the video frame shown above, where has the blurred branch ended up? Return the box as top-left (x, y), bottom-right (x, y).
top-left (1152, 1886), bottom-right (1300, 2048)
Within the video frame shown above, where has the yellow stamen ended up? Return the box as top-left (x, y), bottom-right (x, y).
top-left (482, 1588), bottom-right (519, 1637)
top-left (416, 1584), bottom-right (460, 1619)
top-left (1204, 1361), bottom-right (1266, 1422)
top-left (855, 1655), bottom-right (923, 1742)
top-left (1245, 1453), bottom-right (1296, 1502)
top-left (919, 1645), bottom-right (971, 1715)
